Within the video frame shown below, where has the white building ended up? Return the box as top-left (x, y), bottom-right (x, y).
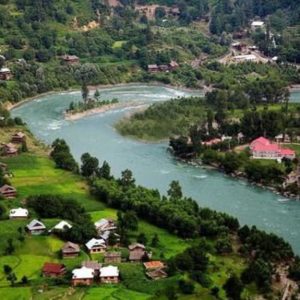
top-left (9, 208), bottom-right (28, 219)
top-left (85, 238), bottom-right (106, 253)
top-left (233, 54), bottom-right (257, 62)
top-left (100, 265), bottom-right (119, 283)
top-left (72, 266), bottom-right (94, 286)
top-left (251, 21), bottom-right (264, 31)
top-left (51, 220), bottom-right (72, 231)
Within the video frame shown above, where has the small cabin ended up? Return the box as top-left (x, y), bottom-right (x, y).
top-left (26, 219), bottom-right (46, 235)
top-left (62, 241), bottom-right (80, 258)
top-left (85, 238), bottom-right (106, 254)
top-left (104, 252), bottom-right (122, 264)
top-left (0, 68), bottom-right (12, 80)
top-left (0, 185), bottom-right (17, 198)
top-left (148, 64), bottom-right (159, 73)
top-left (81, 260), bottom-right (101, 276)
top-left (11, 132), bottom-right (26, 144)
top-left (9, 208), bottom-right (28, 219)
top-left (42, 262), bottom-right (66, 277)
top-left (128, 243), bottom-right (148, 262)
top-left (100, 265), bottom-right (119, 284)
top-left (1, 143), bottom-right (18, 156)
top-left (72, 266), bottom-right (94, 286)
top-left (61, 55), bottom-right (79, 65)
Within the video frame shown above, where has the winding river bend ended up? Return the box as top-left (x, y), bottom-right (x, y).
top-left (12, 84), bottom-right (300, 253)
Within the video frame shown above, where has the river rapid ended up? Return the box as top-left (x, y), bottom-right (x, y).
top-left (12, 84), bottom-right (300, 254)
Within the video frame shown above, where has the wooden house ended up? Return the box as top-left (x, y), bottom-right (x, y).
top-left (128, 243), bottom-right (148, 262)
top-left (61, 55), bottom-right (79, 65)
top-left (94, 218), bottom-right (117, 236)
top-left (0, 68), bottom-right (12, 80)
top-left (148, 64), bottom-right (159, 73)
top-left (85, 238), bottom-right (106, 254)
top-left (146, 268), bottom-right (167, 280)
top-left (104, 252), bottom-right (122, 264)
top-left (0, 184), bottom-right (17, 198)
top-left (72, 266), bottom-right (94, 286)
top-left (42, 262), bottom-right (66, 277)
top-left (169, 60), bottom-right (179, 70)
top-left (26, 219), bottom-right (46, 235)
top-left (11, 132), bottom-right (26, 143)
top-left (2, 143), bottom-right (18, 156)
top-left (100, 265), bottom-right (119, 284)
top-left (62, 241), bottom-right (80, 258)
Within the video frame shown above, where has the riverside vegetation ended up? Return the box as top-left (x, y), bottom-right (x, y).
top-left (1, 109), bottom-right (300, 299)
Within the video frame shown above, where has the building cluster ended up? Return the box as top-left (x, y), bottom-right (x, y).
top-left (148, 60), bottom-right (179, 73)
top-left (0, 132), bottom-right (27, 199)
top-left (7, 215), bottom-right (167, 285)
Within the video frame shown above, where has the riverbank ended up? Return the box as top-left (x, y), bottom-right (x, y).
top-left (175, 153), bottom-right (298, 201)
top-left (64, 101), bottom-right (146, 121)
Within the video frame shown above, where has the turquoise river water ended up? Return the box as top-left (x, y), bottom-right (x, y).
top-left (12, 84), bottom-right (300, 253)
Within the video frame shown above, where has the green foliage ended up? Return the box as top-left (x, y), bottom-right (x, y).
top-left (81, 153), bottom-right (99, 177)
top-left (50, 139), bottom-right (78, 173)
top-left (223, 274), bottom-right (244, 300)
top-left (116, 97), bottom-right (205, 140)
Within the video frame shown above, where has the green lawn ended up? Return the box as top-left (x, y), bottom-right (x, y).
top-left (0, 287), bottom-right (31, 300)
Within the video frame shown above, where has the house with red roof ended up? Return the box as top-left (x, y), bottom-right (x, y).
top-left (42, 262), bottom-right (66, 277)
top-left (250, 137), bottom-right (295, 160)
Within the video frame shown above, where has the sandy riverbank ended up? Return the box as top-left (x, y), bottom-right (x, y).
top-left (64, 101), bottom-right (147, 121)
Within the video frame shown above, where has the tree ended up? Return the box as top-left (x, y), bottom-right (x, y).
top-left (117, 211), bottom-right (138, 231)
top-left (3, 265), bottom-right (12, 274)
top-left (120, 169), bottom-right (135, 187)
top-left (5, 238), bottom-right (15, 255)
top-left (81, 153), bottom-right (99, 177)
top-left (137, 233), bottom-right (147, 245)
top-left (94, 89), bottom-right (100, 100)
top-left (97, 160), bottom-right (111, 179)
top-left (167, 180), bottom-right (182, 199)
top-left (0, 203), bottom-right (6, 218)
top-left (21, 275), bottom-right (28, 284)
top-left (81, 83), bottom-right (89, 103)
top-left (6, 272), bottom-right (17, 286)
top-left (178, 279), bottom-right (195, 294)
top-left (223, 274), bottom-right (244, 300)
top-left (151, 233), bottom-right (159, 247)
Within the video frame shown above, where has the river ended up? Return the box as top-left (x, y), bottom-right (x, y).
top-left (12, 84), bottom-right (300, 253)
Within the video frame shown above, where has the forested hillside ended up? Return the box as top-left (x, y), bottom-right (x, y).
top-left (0, 0), bottom-right (299, 105)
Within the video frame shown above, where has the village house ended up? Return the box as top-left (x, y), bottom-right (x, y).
top-left (233, 54), bottom-right (257, 63)
top-left (202, 138), bottom-right (222, 147)
top-left (251, 20), bottom-right (265, 31)
top-left (169, 60), bottom-right (179, 71)
top-left (9, 208), bottom-right (28, 219)
top-left (0, 184), bottom-right (17, 198)
top-left (1, 143), bottom-right (18, 156)
top-left (104, 252), bottom-right (122, 264)
top-left (144, 261), bottom-right (167, 279)
top-left (11, 132), bottom-right (26, 143)
top-left (148, 64), bottom-right (159, 73)
top-left (42, 262), bottom-right (66, 277)
top-left (99, 265), bottom-right (119, 284)
top-left (94, 218), bottom-right (117, 236)
top-left (51, 220), bottom-right (72, 232)
top-left (275, 134), bottom-right (291, 144)
top-left (61, 241), bottom-right (80, 258)
top-left (81, 260), bottom-right (101, 276)
top-left (250, 137), bottom-right (296, 160)
top-left (85, 238), bottom-right (106, 254)
top-left (128, 243), bottom-right (149, 262)
top-left (0, 67), bottom-right (12, 80)
top-left (72, 266), bottom-right (94, 286)
top-left (61, 55), bottom-right (80, 65)
top-left (0, 162), bottom-right (7, 172)
top-left (146, 268), bottom-right (168, 280)
top-left (26, 219), bottom-right (46, 235)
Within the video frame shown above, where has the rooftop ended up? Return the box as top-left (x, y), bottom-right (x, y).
top-left (72, 266), bottom-right (94, 279)
top-left (9, 208), bottom-right (28, 217)
top-left (100, 265), bottom-right (119, 277)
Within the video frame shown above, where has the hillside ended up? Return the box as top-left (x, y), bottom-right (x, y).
top-left (0, 0), bottom-right (299, 105)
